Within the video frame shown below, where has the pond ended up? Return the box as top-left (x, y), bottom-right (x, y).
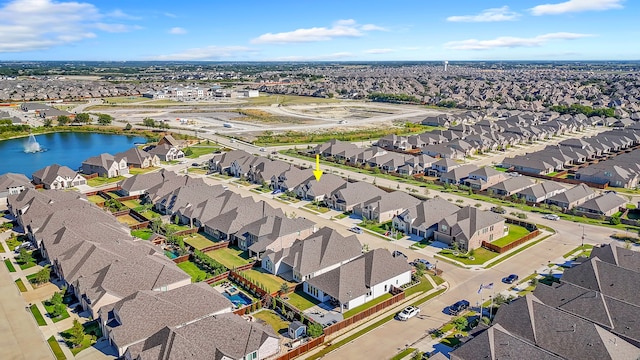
top-left (0, 132), bottom-right (147, 176)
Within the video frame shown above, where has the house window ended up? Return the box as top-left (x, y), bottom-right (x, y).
top-left (441, 225), bottom-right (448, 232)
top-left (384, 285), bottom-right (388, 292)
top-left (244, 351), bottom-right (257, 360)
top-left (489, 234), bottom-right (494, 241)
top-left (367, 290), bottom-right (372, 297)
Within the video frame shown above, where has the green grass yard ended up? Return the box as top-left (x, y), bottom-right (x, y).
top-left (18, 259), bottom-right (37, 270)
top-left (390, 348), bottom-right (417, 360)
top-left (206, 247), bottom-right (252, 269)
top-left (86, 176), bottom-right (124, 187)
top-left (404, 276), bottom-right (435, 297)
top-left (4, 259), bottom-right (16, 272)
top-left (302, 203), bottom-right (331, 213)
top-left (116, 214), bottom-right (139, 226)
top-left (286, 291), bottom-right (321, 311)
top-left (47, 336), bottom-right (66, 360)
top-left (86, 195), bottom-right (105, 204)
top-left (43, 301), bottom-right (70, 323)
top-left (343, 293), bottom-right (393, 318)
top-left (6, 237), bottom-right (21, 250)
top-left (131, 229), bottom-right (153, 240)
top-left (177, 261), bottom-right (211, 282)
top-left (183, 233), bottom-right (216, 250)
top-left (241, 268), bottom-right (295, 294)
top-left (562, 244), bottom-right (594, 259)
top-left (30, 304), bottom-right (47, 326)
top-left (437, 247), bottom-right (499, 266)
top-left (121, 199), bottom-right (142, 208)
top-left (253, 310), bottom-right (289, 335)
top-left (187, 168), bottom-right (208, 175)
top-left (185, 146), bottom-right (220, 158)
top-left (490, 224), bottom-right (531, 248)
top-left (0, 242), bottom-right (4, 253)
top-left (128, 167), bottom-right (158, 175)
top-left (15, 279), bottom-right (27, 292)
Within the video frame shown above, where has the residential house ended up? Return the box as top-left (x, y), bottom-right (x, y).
top-left (99, 283), bottom-right (233, 356)
top-left (576, 163), bottom-right (639, 189)
top-left (235, 215), bottom-right (316, 258)
top-left (314, 139), bottom-right (360, 158)
top-left (208, 150), bottom-right (252, 174)
top-left (574, 193), bottom-right (626, 217)
top-left (393, 197), bottom-right (460, 240)
top-left (429, 158), bottom-right (461, 176)
top-left (303, 249), bottom-right (411, 313)
top-left (501, 156), bottom-right (557, 175)
top-left (515, 181), bottom-right (567, 203)
top-left (124, 313), bottom-right (279, 360)
top-left (295, 173), bottom-right (347, 201)
top-left (119, 169), bottom-right (178, 197)
top-left (147, 143), bottom-right (184, 162)
top-left (272, 167), bottom-right (313, 192)
top-left (32, 164), bottom-right (86, 189)
top-left (487, 177), bottom-right (535, 197)
top-left (546, 183), bottom-right (596, 209)
top-left (81, 153), bottom-right (129, 178)
top-left (262, 227), bottom-right (362, 282)
top-left (156, 134), bottom-right (185, 149)
top-left (463, 167), bottom-right (508, 190)
top-left (202, 200), bottom-right (284, 242)
top-left (440, 164), bottom-right (479, 185)
top-left (434, 206), bottom-right (506, 251)
top-left (325, 181), bottom-right (386, 212)
top-left (353, 191), bottom-right (421, 223)
top-left (0, 173), bottom-right (33, 197)
top-left (115, 147), bottom-right (160, 169)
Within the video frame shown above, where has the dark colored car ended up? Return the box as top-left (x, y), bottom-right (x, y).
top-left (392, 250), bottom-right (408, 260)
top-left (503, 274), bottom-right (519, 284)
top-left (449, 300), bottom-right (470, 315)
top-left (191, 163), bottom-right (200, 167)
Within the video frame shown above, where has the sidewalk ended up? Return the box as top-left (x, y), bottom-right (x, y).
top-left (297, 283), bottom-right (448, 360)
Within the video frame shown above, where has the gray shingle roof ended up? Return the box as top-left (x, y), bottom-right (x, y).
top-left (576, 193), bottom-right (626, 214)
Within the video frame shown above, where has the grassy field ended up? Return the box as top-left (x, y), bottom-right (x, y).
top-left (241, 268), bottom-right (295, 294)
top-left (253, 310), bottom-right (289, 335)
top-left (30, 304), bottom-right (47, 326)
top-left (47, 336), bottom-right (66, 360)
top-left (102, 96), bottom-right (145, 103)
top-left (245, 94), bottom-right (341, 106)
top-left (286, 291), bottom-right (321, 311)
top-left (139, 209), bottom-right (161, 219)
top-left (4, 259), bottom-right (16, 272)
top-left (116, 214), bottom-right (139, 226)
top-left (86, 176), bottom-right (124, 187)
top-left (437, 247), bottom-right (499, 266)
top-left (490, 224), bottom-right (531, 248)
top-left (183, 233), bottom-right (216, 250)
top-left (185, 146), bottom-right (219, 158)
top-left (206, 247), bottom-right (252, 269)
top-left (43, 301), bottom-right (70, 323)
top-left (15, 278), bottom-right (27, 292)
top-left (177, 261), bottom-right (210, 282)
top-left (343, 293), bottom-right (393, 318)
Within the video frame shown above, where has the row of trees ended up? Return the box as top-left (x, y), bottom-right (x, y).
top-left (549, 104), bottom-right (616, 118)
top-left (49, 113), bottom-right (113, 127)
top-left (367, 92), bottom-right (421, 104)
top-left (142, 117), bottom-right (170, 129)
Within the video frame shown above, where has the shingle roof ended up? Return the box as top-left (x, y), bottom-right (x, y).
top-left (0, 173), bottom-right (33, 191)
top-left (576, 193), bottom-right (626, 214)
top-left (440, 206), bottom-right (504, 243)
top-left (32, 164), bottom-right (78, 184)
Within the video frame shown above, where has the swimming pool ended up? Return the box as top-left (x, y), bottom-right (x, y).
top-left (164, 250), bottom-right (179, 259)
top-left (223, 290), bottom-right (253, 307)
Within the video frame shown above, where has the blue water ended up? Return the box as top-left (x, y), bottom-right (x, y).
top-left (223, 290), bottom-right (253, 307)
top-left (164, 250), bottom-right (179, 259)
top-left (0, 132), bottom-right (146, 176)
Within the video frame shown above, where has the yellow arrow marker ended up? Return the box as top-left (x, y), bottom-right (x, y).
top-left (313, 154), bottom-right (323, 181)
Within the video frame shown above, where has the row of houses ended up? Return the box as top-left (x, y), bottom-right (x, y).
top-left (5, 184), bottom-right (282, 359)
top-left (503, 124), bottom-right (640, 183)
top-left (120, 169), bottom-right (414, 313)
top-left (575, 149), bottom-right (640, 189)
top-left (142, 86), bottom-right (258, 99)
top-left (451, 243), bottom-right (640, 359)
top-left (20, 102), bottom-right (73, 119)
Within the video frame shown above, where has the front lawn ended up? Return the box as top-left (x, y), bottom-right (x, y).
top-left (438, 247), bottom-right (499, 266)
top-left (185, 146), bottom-right (220, 158)
top-left (6, 237), bottom-right (22, 250)
top-left (30, 304), bottom-right (47, 326)
top-left (253, 310), bottom-right (289, 335)
top-left (206, 247), bottom-right (252, 269)
top-left (131, 229), bottom-right (153, 240)
top-left (86, 175), bottom-right (125, 187)
top-left (404, 276), bottom-right (435, 297)
top-left (19, 259), bottom-right (37, 270)
top-left (15, 279), bottom-right (27, 292)
top-left (177, 261), bottom-right (211, 282)
top-left (241, 268), bottom-right (295, 294)
top-left (128, 167), bottom-right (158, 175)
top-left (183, 233), bottom-right (216, 250)
top-left (43, 300), bottom-right (70, 323)
top-left (343, 292), bottom-right (393, 319)
top-left (187, 168), bottom-right (208, 175)
top-left (61, 326), bottom-right (95, 356)
top-left (47, 336), bottom-right (66, 360)
top-left (360, 220), bottom-right (403, 239)
top-left (0, 241), bottom-right (4, 253)
top-left (4, 259), bottom-right (16, 272)
top-left (302, 203), bottom-right (331, 214)
top-left (562, 244), bottom-right (594, 259)
top-left (287, 291), bottom-right (320, 311)
top-left (334, 212), bottom-right (348, 219)
top-left (490, 224), bottom-right (531, 248)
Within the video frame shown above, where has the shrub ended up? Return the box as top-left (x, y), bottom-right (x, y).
top-left (307, 323), bottom-right (323, 338)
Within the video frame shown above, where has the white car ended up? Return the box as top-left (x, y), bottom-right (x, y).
top-left (542, 214), bottom-right (560, 221)
top-left (397, 306), bottom-right (420, 321)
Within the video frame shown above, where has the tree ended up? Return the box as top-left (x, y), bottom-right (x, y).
top-left (68, 319), bottom-right (85, 347)
top-left (57, 115), bottom-right (70, 126)
top-left (279, 282), bottom-right (290, 296)
top-left (307, 323), bottom-right (323, 338)
top-left (184, 148), bottom-right (193, 157)
top-left (33, 266), bottom-right (51, 285)
top-left (75, 113), bottom-right (90, 123)
top-left (124, 122), bottom-right (132, 130)
top-left (414, 262), bottom-right (426, 279)
top-left (411, 350), bottom-right (424, 360)
top-left (52, 303), bottom-right (67, 318)
top-left (142, 117), bottom-right (156, 128)
top-left (97, 114), bottom-right (113, 125)
top-left (51, 291), bottom-right (64, 305)
top-left (16, 247), bottom-right (33, 265)
top-left (43, 118), bottom-right (53, 127)
top-left (453, 316), bottom-right (468, 331)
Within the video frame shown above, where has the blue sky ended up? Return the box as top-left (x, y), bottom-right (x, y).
top-left (0, 0), bottom-right (637, 61)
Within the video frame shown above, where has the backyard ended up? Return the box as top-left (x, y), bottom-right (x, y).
top-left (86, 176), bottom-right (125, 187)
top-left (206, 247), bottom-right (253, 269)
top-left (116, 214), bottom-right (140, 226)
top-left (131, 229), bottom-right (153, 240)
top-left (120, 199), bottom-right (143, 209)
top-left (183, 233), bottom-right (216, 250)
top-left (490, 224), bottom-right (531, 248)
top-left (253, 310), bottom-right (289, 336)
top-left (240, 268), bottom-right (296, 294)
top-left (286, 291), bottom-right (321, 311)
top-left (177, 261), bottom-right (212, 282)
top-left (86, 194), bottom-right (105, 204)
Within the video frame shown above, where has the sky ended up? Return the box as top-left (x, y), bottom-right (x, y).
top-left (0, 0), bottom-right (638, 61)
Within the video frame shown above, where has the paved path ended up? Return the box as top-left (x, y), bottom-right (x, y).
top-left (0, 233), bottom-right (53, 360)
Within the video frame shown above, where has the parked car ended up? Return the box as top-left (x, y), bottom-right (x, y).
top-left (503, 274), bottom-right (519, 284)
top-left (542, 214), bottom-right (560, 221)
top-left (449, 300), bottom-right (470, 315)
top-left (491, 206), bottom-right (506, 214)
top-left (397, 306), bottom-right (420, 321)
top-left (415, 258), bottom-right (435, 270)
top-left (349, 226), bottom-right (363, 234)
top-left (259, 147), bottom-right (266, 152)
top-left (392, 250), bottom-right (408, 260)
top-left (271, 189), bottom-right (283, 195)
top-left (191, 162), bottom-right (200, 167)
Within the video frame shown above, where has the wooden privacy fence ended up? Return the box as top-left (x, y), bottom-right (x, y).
top-left (275, 335), bottom-right (325, 360)
top-left (174, 228), bottom-right (198, 237)
top-left (482, 229), bottom-right (541, 254)
top-left (200, 241), bottom-right (230, 252)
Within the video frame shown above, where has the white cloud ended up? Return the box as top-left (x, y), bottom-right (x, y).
top-left (164, 12), bottom-right (177, 18)
top-left (153, 46), bottom-right (254, 60)
top-left (169, 27), bottom-right (187, 35)
top-left (361, 24), bottom-right (388, 31)
top-left (0, 0), bottom-right (140, 52)
top-left (530, 0), bottom-right (623, 15)
top-left (95, 23), bottom-right (142, 33)
top-left (447, 6), bottom-right (520, 22)
top-left (274, 52), bottom-right (353, 61)
top-left (251, 19), bottom-right (385, 44)
top-left (445, 32), bottom-right (592, 50)
top-left (107, 9), bottom-right (140, 20)
top-left (364, 48), bottom-right (394, 54)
